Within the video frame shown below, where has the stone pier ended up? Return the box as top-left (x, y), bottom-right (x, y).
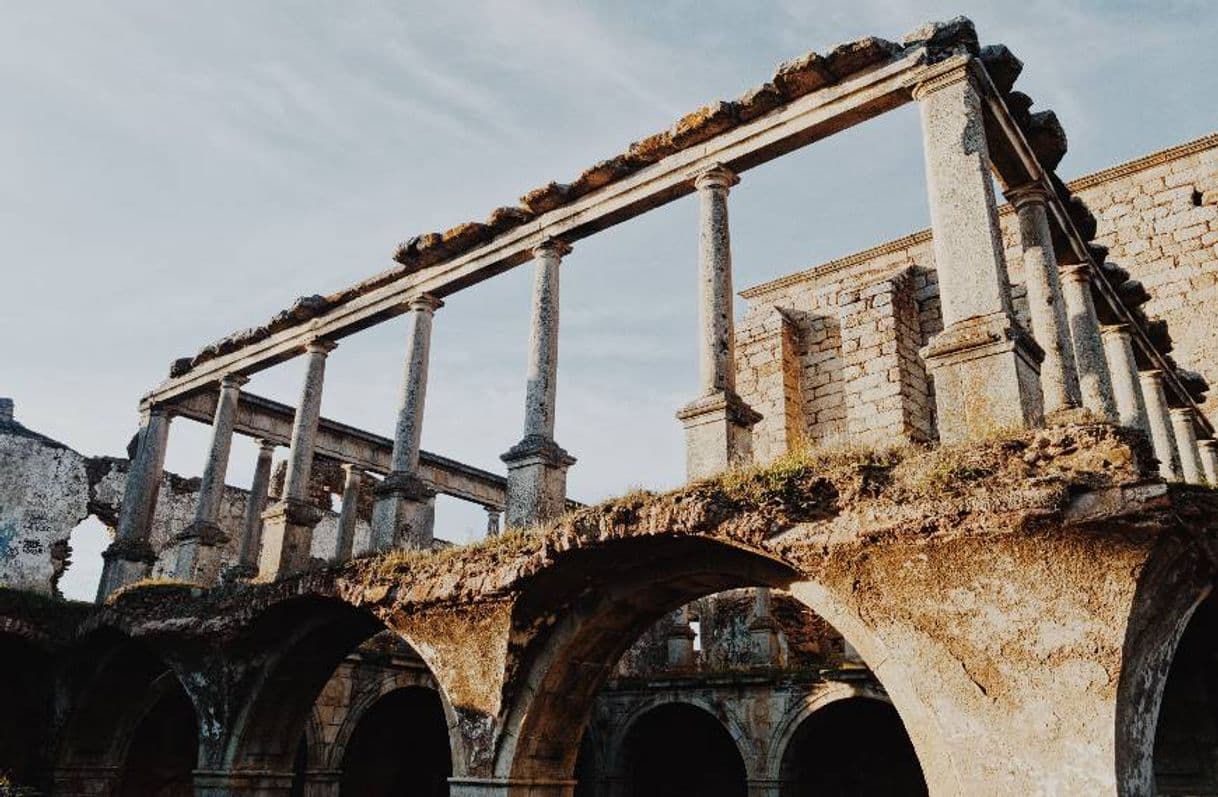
top-left (914, 64), bottom-right (1042, 441)
top-left (1060, 265), bottom-right (1119, 421)
top-left (1101, 325), bottom-right (1149, 431)
top-left (1170, 407), bottom-right (1203, 484)
top-left (1138, 370), bottom-right (1180, 480)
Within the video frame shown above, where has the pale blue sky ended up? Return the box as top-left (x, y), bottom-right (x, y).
top-left (3, 1), bottom-right (1213, 598)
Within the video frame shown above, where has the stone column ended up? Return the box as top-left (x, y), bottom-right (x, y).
top-left (259, 339), bottom-right (336, 579)
top-left (677, 164), bottom-right (761, 478)
top-left (665, 607), bottom-right (696, 669)
top-left (1100, 325), bottom-right (1149, 431)
top-left (486, 508), bottom-right (501, 537)
top-left (502, 241), bottom-right (577, 527)
top-left (166, 373), bottom-right (248, 584)
top-left (97, 406), bottom-right (172, 600)
top-left (1138, 370), bottom-right (1180, 481)
top-left (372, 295), bottom-right (442, 551)
top-left (333, 464), bottom-right (362, 562)
top-left (1170, 407), bottom-right (1204, 484)
top-left (229, 439), bottom-right (275, 579)
top-left (1006, 183), bottom-right (1081, 414)
top-left (913, 65), bottom-right (1043, 442)
top-left (1198, 439), bottom-right (1218, 486)
top-left (1060, 266), bottom-right (1119, 421)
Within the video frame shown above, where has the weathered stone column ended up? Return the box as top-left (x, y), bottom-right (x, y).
top-left (486, 508), bottom-right (501, 538)
top-left (1170, 407), bottom-right (1204, 484)
top-left (230, 439), bottom-right (275, 579)
top-left (1006, 183), bottom-right (1080, 414)
top-left (502, 241), bottom-right (576, 527)
top-left (665, 607), bottom-right (696, 668)
top-left (913, 65), bottom-right (1043, 442)
top-left (749, 587), bottom-right (783, 666)
top-left (372, 296), bottom-right (442, 551)
top-left (97, 405), bottom-right (172, 600)
top-left (1100, 325), bottom-right (1149, 431)
top-left (166, 373), bottom-right (248, 584)
top-left (259, 339), bottom-right (336, 579)
top-left (1060, 266), bottom-right (1119, 421)
top-left (677, 164), bottom-right (761, 478)
top-left (1138, 369), bottom-right (1180, 480)
top-left (333, 464), bottom-right (362, 562)
top-left (1198, 439), bottom-right (1218, 486)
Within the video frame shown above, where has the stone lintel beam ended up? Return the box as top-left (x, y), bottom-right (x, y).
top-left (144, 47), bottom-right (934, 406)
top-left (168, 389), bottom-right (507, 510)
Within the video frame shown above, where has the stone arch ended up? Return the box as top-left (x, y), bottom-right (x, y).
top-left (53, 626), bottom-right (199, 796)
top-left (1115, 530), bottom-right (1214, 795)
top-left (763, 681), bottom-right (889, 780)
top-left (337, 685), bottom-right (453, 796)
top-left (606, 694), bottom-right (756, 780)
top-left (494, 535), bottom-right (800, 782)
top-left (220, 594), bottom-right (467, 781)
top-left (322, 665), bottom-right (440, 770)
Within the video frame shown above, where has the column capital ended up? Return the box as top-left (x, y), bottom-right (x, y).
top-left (407, 293), bottom-right (444, 314)
top-left (1200, 439), bottom-right (1218, 451)
top-left (340, 462), bottom-right (363, 477)
top-left (911, 60), bottom-right (973, 101)
top-left (1004, 182), bottom-right (1053, 210)
top-left (142, 403), bottom-right (174, 420)
top-left (256, 438), bottom-right (278, 454)
top-left (1099, 323), bottom-right (1132, 340)
top-left (305, 338), bottom-right (339, 355)
top-left (533, 237), bottom-right (572, 258)
top-left (1060, 263), bottom-right (1092, 285)
top-left (1170, 406), bottom-right (1197, 421)
top-left (692, 163), bottom-right (739, 192)
top-left (1139, 368), bottom-right (1166, 382)
top-left (219, 372), bottom-right (250, 390)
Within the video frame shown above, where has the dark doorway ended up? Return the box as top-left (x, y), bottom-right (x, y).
top-left (1154, 594), bottom-right (1218, 794)
top-left (780, 698), bottom-right (925, 796)
top-left (621, 703), bottom-right (746, 797)
top-left (0, 633), bottom-right (52, 792)
top-left (115, 673), bottom-right (198, 797)
top-left (339, 687), bottom-right (451, 796)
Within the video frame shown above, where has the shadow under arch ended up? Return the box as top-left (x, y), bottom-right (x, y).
top-left (0, 628), bottom-right (54, 792)
top-left (494, 534), bottom-right (799, 783)
top-left (615, 701), bottom-right (749, 797)
top-left (1115, 529), bottom-right (1214, 795)
top-left (606, 693), bottom-right (756, 781)
top-left (220, 593), bottom-right (467, 783)
top-left (339, 685), bottom-right (453, 796)
top-left (54, 625), bottom-right (199, 796)
top-left (763, 681), bottom-right (890, 779)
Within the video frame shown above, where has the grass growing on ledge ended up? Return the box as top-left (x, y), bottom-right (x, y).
top-left (107, 577), bottom-right (202, 603)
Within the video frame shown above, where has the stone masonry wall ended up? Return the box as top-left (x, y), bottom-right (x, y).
top-left (737, 132), bottom-right (1217, 462)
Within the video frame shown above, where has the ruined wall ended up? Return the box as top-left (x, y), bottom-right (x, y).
top-left (737, 132), bottom-right (1217, 461)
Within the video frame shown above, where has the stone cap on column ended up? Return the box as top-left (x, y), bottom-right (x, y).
top-left (305, 338), bottom-right (339, 355)
top-left (910, 58), bottom-right (973, 101)
top-left (692, 163), bottom-right (740, 191)
top-left (257, 438), bottom-right (278, 454)
top-left (1059, 263), bottom-right (1093, 285)
top-left (406, 293), bottom-right (444, 314)
top-left (533, 237), bottom-right (572, 258)
top-left (219, 373), bottom-right (250, 390)
top-left (1099, 323), bottom-right (1133, 341)
top-left (1004, 181), bottom-right (1052, 209)
top-left (501, 433), bottom-right (577, 468)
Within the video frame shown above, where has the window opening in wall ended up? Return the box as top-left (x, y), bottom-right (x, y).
top-left (690, 619), bottom-right (702, 653)
top-left (56, 516), bottom-right (109, 601)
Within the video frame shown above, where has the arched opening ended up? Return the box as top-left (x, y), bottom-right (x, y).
top-left (55, 515), bottom-right (110, 600)
top-left (779, 697), bottom-right (925, 796)
top-left (226, 597), bottom-right (458, 792)
top-left (339, 687), bottom-right (451, 796)
top-left (0, 631), bottom-right (52, 793)
top-left (619, 703), bottom-right (746, 797)
top-left (56, 629), bottom-right (198, 796)
top-left (1153, 593), bottom-right (1218, 794)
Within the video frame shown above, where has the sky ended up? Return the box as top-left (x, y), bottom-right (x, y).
top-left (3, 1), bottom-right (1214, 600)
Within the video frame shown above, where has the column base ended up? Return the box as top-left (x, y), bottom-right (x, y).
top-left (157, 521), bottom-right (230, 585)
top-left (676, 390), bottom-right (762, 481)
top-left (193, 769), bottom-right (295, 796)
top-left (501, 435), bottom-right (576, 529)
top-left (370, 472), bottom-right (436, 551)
top-left (258, 499), bottom-right (323, 580)
top-left (921, 313), bottom-right (1044, 444)
top-left (448, 777), bottom-right (576, 797)
top-left (95, 538), bottom-right (157, 601)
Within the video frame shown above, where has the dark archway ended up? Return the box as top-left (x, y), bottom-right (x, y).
top-left (620, 703), bottom-right (746, 797)
top-left (0, 632), bottom-right (52, 792)
top-left (1153, 593), bottom-right (1218, 794)
top-left (779, 697), bottom-right (925, 796)
top-left (339, 687), bottom-right (451, 796)
top-left (56, 629), bottom-right (198, 796)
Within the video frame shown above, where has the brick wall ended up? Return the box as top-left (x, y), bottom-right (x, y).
top-left (736, 132), bottom-right (1218, 462)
